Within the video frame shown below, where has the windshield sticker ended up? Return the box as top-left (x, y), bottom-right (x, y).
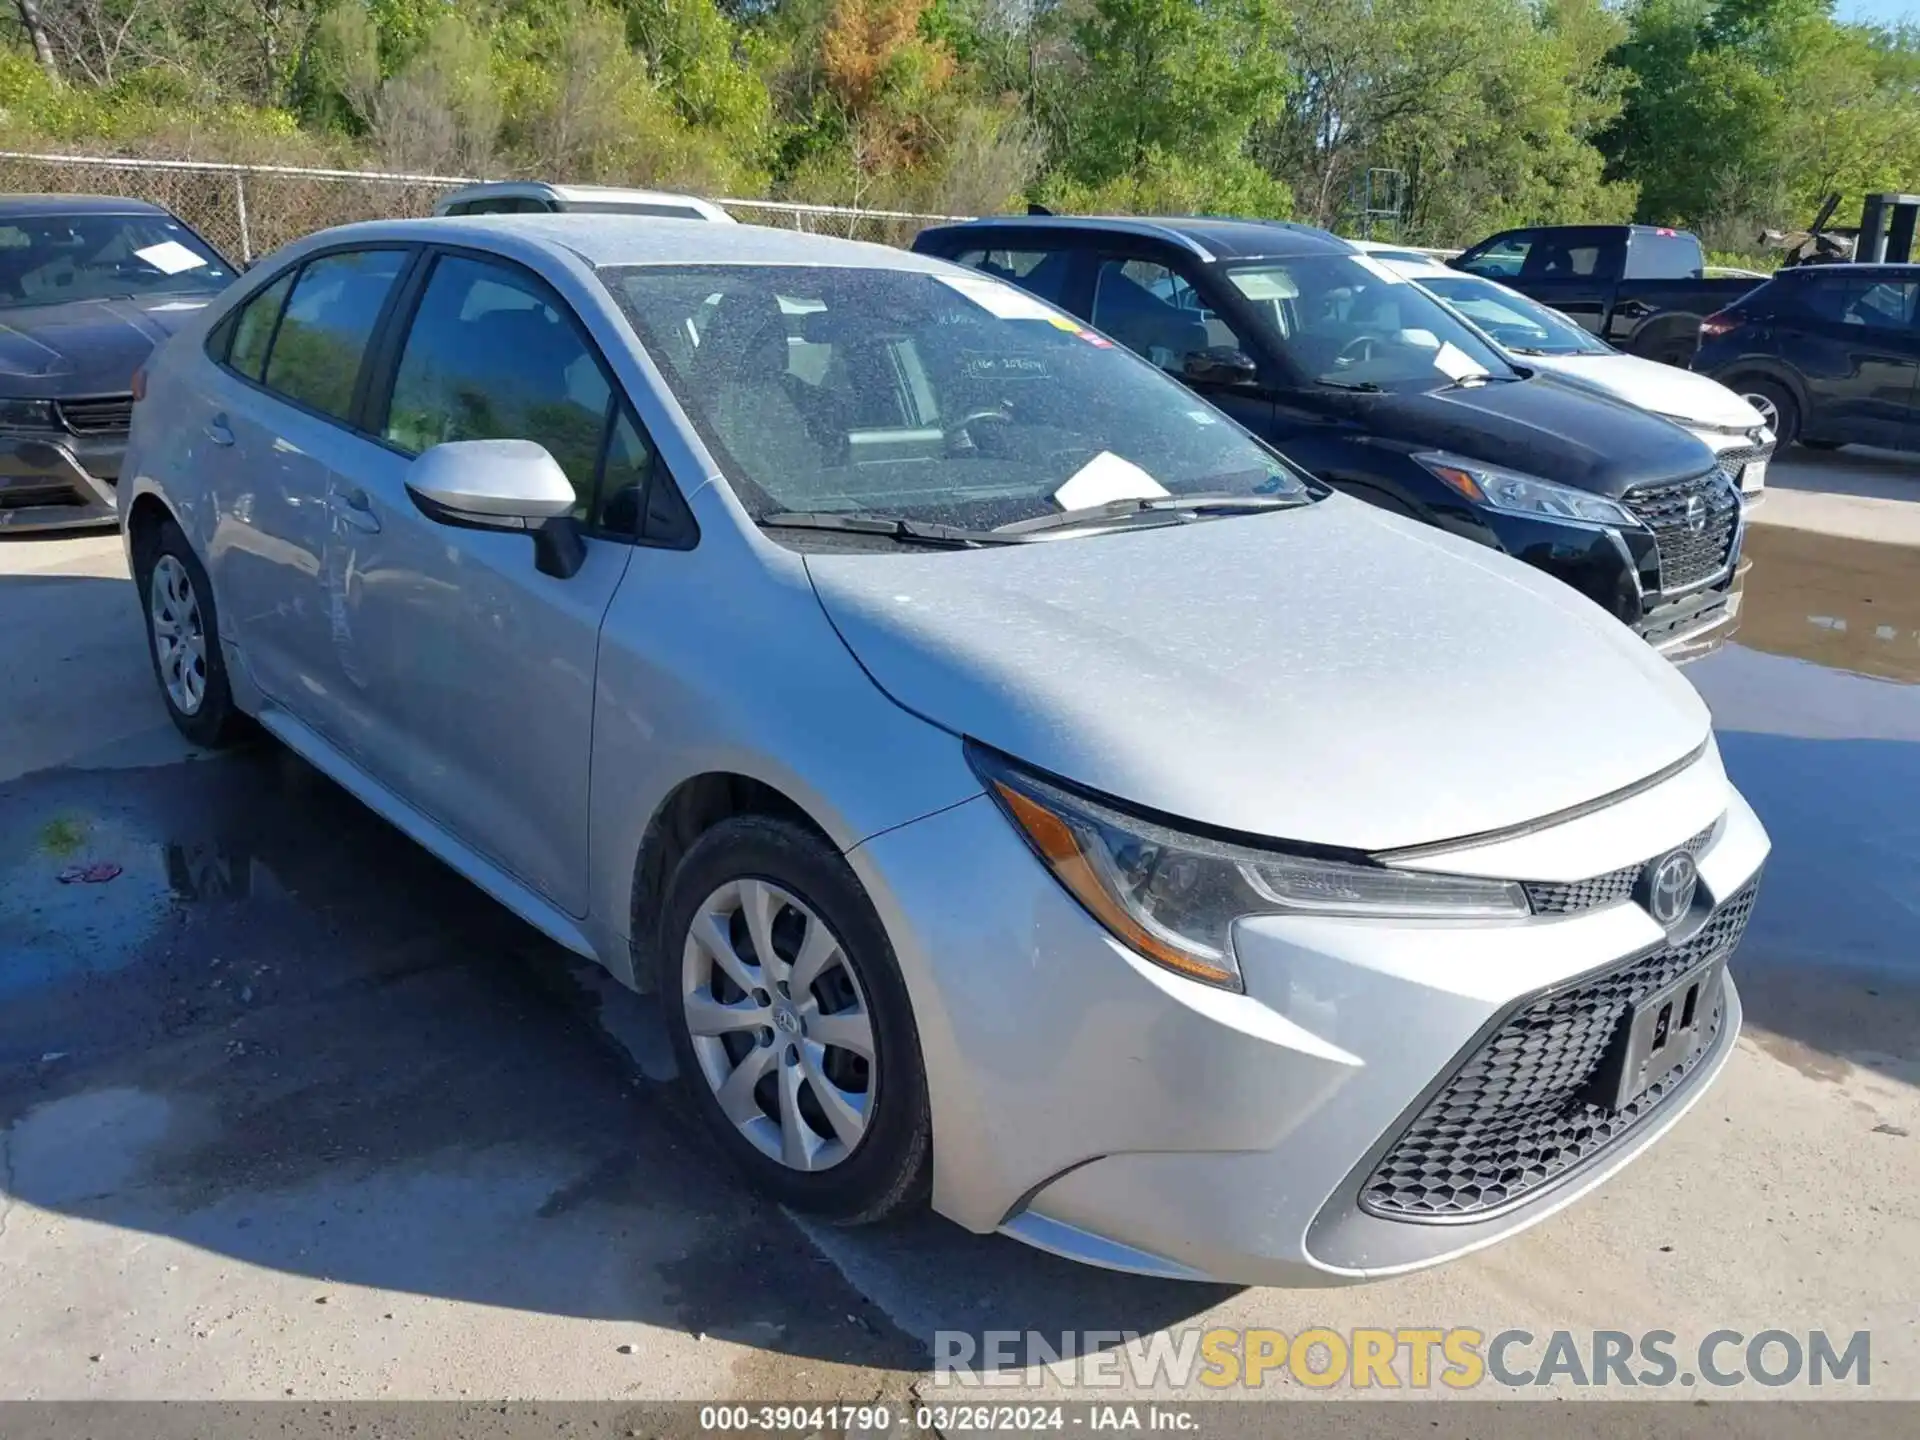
top-left (1431, 341), bottom-right (1489, 381)
top-left (1230, 271), bottom-right (1299, 301)
top-left (1052, 450), bottom-right (1170, 511)
top-left (1186, 409), bottom-right (1219, 426)
top-left (133, 240), bottom-right (211, 275)
top-left (938, 273), bottom-right (1068, 323)
top-left (1348, 254), bottom-right (1409, 285)
top-left (962, 352), bottom-right (1050, 380)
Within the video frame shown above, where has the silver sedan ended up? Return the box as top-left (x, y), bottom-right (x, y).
top-left (119, 216), bottom-right (1769, 1284)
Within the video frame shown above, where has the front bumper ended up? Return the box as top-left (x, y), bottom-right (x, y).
top-left (1688, 428), bottom-right (1774, 507)
top-left (0, 431), bottom-right (125, 533)
top-left (852, 754), bottom-right (1769, 1287)
top-left (1478, 489), bottom-right (1747, 664)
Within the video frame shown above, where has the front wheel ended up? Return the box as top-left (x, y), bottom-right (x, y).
top-left (658, 815), bottom-right (931, 1224)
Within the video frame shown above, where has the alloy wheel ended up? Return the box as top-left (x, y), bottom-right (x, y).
top-left (1742, 390), bottom-right (1780, 433)
top-left (149, 553), bottom-right (208, 716)
top-left (680, 877), bottom-right (877, 1172)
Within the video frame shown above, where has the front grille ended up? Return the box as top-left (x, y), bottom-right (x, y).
top-left (56, 394), bottom-right (135, 435)
top-left (1524, 823), bottom-right (1717, 916)
top-left (1362, 881), bottom-right (1758, 1222)
top-left (1709, 439), bottom-right (1772, 476)
top-left (1622, 470), bottom-right (1741, 592)
top-left (0, 482), bottom-right (85, 510)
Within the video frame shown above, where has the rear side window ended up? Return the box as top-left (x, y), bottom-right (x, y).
top-left (224, 272), bottom-right (294, 381)
top-left (1629, 231), bottom-right (1703, 280)
top-left (262, 250), bottom-right (408, 421)
top-left (381, 254), bottom-right (611, 518)
top-left (951, 248), bottom-right (1074, 307)
top-left (1797, 275), bottom-right (1919, 331)
top-left (1518, 232), bottom-right (1623, 281)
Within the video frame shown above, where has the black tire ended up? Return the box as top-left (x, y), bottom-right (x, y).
top-left (1738, 377), bottom-right (1801, 448)
top-left (134, 519), bottom-right (253, 749)
top-left (657, 814), bottom-right (932, 1224)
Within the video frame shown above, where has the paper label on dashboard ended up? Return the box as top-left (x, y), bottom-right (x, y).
top-left (134, 241), bottom-right (211, 275)
top-left (937, 273), bottom-right (1067, 323)
top-left (1052, 451), bottom-right (1169, 510)
top-left (1431, 342), bottom-right (1489, 381)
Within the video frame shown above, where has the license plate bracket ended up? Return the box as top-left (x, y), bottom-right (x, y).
top-left (1592, 958), bottom-right (1724, 1113)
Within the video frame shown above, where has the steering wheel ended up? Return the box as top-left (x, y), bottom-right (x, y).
top-left (946, 407), bottom-right (1013, 451)
top-left (1336, 334), bottom-right (1381, 367)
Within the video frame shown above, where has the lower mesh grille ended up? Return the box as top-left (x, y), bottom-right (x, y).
top-left (1361, 882), bottom-right (1757, 1222)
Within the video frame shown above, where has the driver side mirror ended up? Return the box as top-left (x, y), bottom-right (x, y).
top-left (404, 439), bottom-right (586, 579)
top-left (1182, 346), bottom-right (1259, 387)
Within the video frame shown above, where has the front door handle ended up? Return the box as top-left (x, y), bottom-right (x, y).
top-left (331, 487), bottom-right (381, 534)
top-left (205, 414), bottom-right (234, 447)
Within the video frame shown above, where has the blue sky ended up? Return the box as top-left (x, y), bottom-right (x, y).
top-left (1837, 0), bottom-right (1917, 24)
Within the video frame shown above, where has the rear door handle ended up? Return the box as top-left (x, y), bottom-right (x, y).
top-left (331, 486), bottom-right (381, 534)
top-left (205, 414), bottom-right (234, 447)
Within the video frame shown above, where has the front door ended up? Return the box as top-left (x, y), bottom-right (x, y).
top-left (322, 250), bottom-right (637, 915)
top-left (1085, 254), bottom-right (1275, 438)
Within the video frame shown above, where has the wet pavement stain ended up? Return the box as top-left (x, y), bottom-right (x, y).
top-left (0, 744), bottom-right (926, 1370)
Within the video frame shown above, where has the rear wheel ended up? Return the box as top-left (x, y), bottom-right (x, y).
top-left (136, 520), bottom-right (252, 749)
top-left (658, 815), bottom-right (931, 1224)
top-left (1739, 378), bottom-right (1800, 448)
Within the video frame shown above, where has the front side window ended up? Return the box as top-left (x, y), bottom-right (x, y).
top-left (1459, 234), bottom-right (1532, 278)
top-left (1091, 258), bottom-right (1255, 374)
top-left (950, 248), bottom-right (1075, 307)
top-left (382, 254), bottom-right (611, 516)
top-left (262, 249), bottom-right (407, 421)
top-left (1225, 255), bottom-right (1513, 392)
top-left (1419, 273), bottom-right (1611, 357)
top-left (0, 211), bottom-right (234, 309)
top-left (603, 263), bottom-right (1313, 534)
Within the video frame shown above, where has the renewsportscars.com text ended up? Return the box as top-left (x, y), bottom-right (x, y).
top-left (932, 1328), bottom-right (1872, 1390)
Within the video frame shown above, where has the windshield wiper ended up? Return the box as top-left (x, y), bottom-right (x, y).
top-left (992, 491), bottom-right (1306, 536)
top-left (1316, 377), bottom-right (1384, 392)
top-left (760, 511), bottom-right (1030, 547)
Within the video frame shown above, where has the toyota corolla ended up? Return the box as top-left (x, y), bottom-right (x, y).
top-left (118, 216), bottom-right (1768, 1284)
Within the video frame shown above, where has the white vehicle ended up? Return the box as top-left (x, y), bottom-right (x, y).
top-left (1379, 254), bottom-right (1773, 503)
top-left (433, 182), bottom-right (735, 223)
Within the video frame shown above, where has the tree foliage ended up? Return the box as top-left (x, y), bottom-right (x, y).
top-left (0, 0), bottom-right (1916, 246)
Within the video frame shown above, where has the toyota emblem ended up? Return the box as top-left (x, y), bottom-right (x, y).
top-left (1643, 850), bottom-right (1699, 927)
top-left (1684, 494), bottom-right (1708, 535)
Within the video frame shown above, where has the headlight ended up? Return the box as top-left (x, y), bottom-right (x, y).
top-left (0, 398), bottom-right (56, 430)
top-left (1415, 451), bottom-right (1635, 527)
top-left (969, 745), bottom-right (1531, 992)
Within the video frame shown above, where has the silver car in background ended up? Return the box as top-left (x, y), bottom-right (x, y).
top-left (119, 216), bottom-right (1769, 1284)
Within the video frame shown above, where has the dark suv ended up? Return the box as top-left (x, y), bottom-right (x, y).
top-left (1692, 264), bottom-right (1920, 453)
top-left (914, 216), bottom-right (1744, 660)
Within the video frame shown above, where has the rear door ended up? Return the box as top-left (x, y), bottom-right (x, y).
top-left (1786, 271), bottom-right (1920, 445)
top-left (324, 248), bottom-right (645, 914)
top-left (194, 247), bottom-right (411, 715)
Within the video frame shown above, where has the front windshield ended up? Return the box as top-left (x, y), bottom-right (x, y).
top-left (604, 264), bottom-right (1314, 532)
top-left (0, 212), bottom-right (233, 309)
top-left (1225, 254), bottom-right (1514, 392)
top-left (1417, 273), bottom-right (1612, 357)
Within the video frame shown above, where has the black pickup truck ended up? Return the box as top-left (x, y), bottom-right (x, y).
top-left (1449, 224), bottom-right (1764, 366)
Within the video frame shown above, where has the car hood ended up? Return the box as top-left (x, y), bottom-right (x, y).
top-left (1522, 352), bottom-right (1765, 433)
top-left (0, 293), bottom-right (219, 392)
top-left (803, 497), bottom-right (1712, 852)
top-left (1354, 375), bottom-right (1716, 497)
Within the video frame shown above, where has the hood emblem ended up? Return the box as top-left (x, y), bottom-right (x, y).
top-left (1685, 493), bottom-right (1708, 535)
top-left (1641, 850), bottom-right (1699, 927)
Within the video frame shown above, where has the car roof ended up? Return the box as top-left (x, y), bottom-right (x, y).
top-left (1774, 262), bottom-right (1920, 280)
top-left (435, 181), bottom-right (731, 216)
top-left (1378, 255), bottom-right (1458, 280)
top-left (918, 215), bottom-right (1356, 262)
top-left (294, 214), bottom-right (957, 273)
top-left (0, 194), bottom-right (172, 217)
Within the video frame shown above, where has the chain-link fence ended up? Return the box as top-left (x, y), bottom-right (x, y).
top-left (0, 151), bottom-right (968, 262)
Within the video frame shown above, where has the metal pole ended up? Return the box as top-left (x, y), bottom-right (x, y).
top-left (234, 172), bottom-right (253, 265)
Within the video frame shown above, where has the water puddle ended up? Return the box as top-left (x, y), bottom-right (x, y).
top-left (1736, 524), bottom-right (1920, 685)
